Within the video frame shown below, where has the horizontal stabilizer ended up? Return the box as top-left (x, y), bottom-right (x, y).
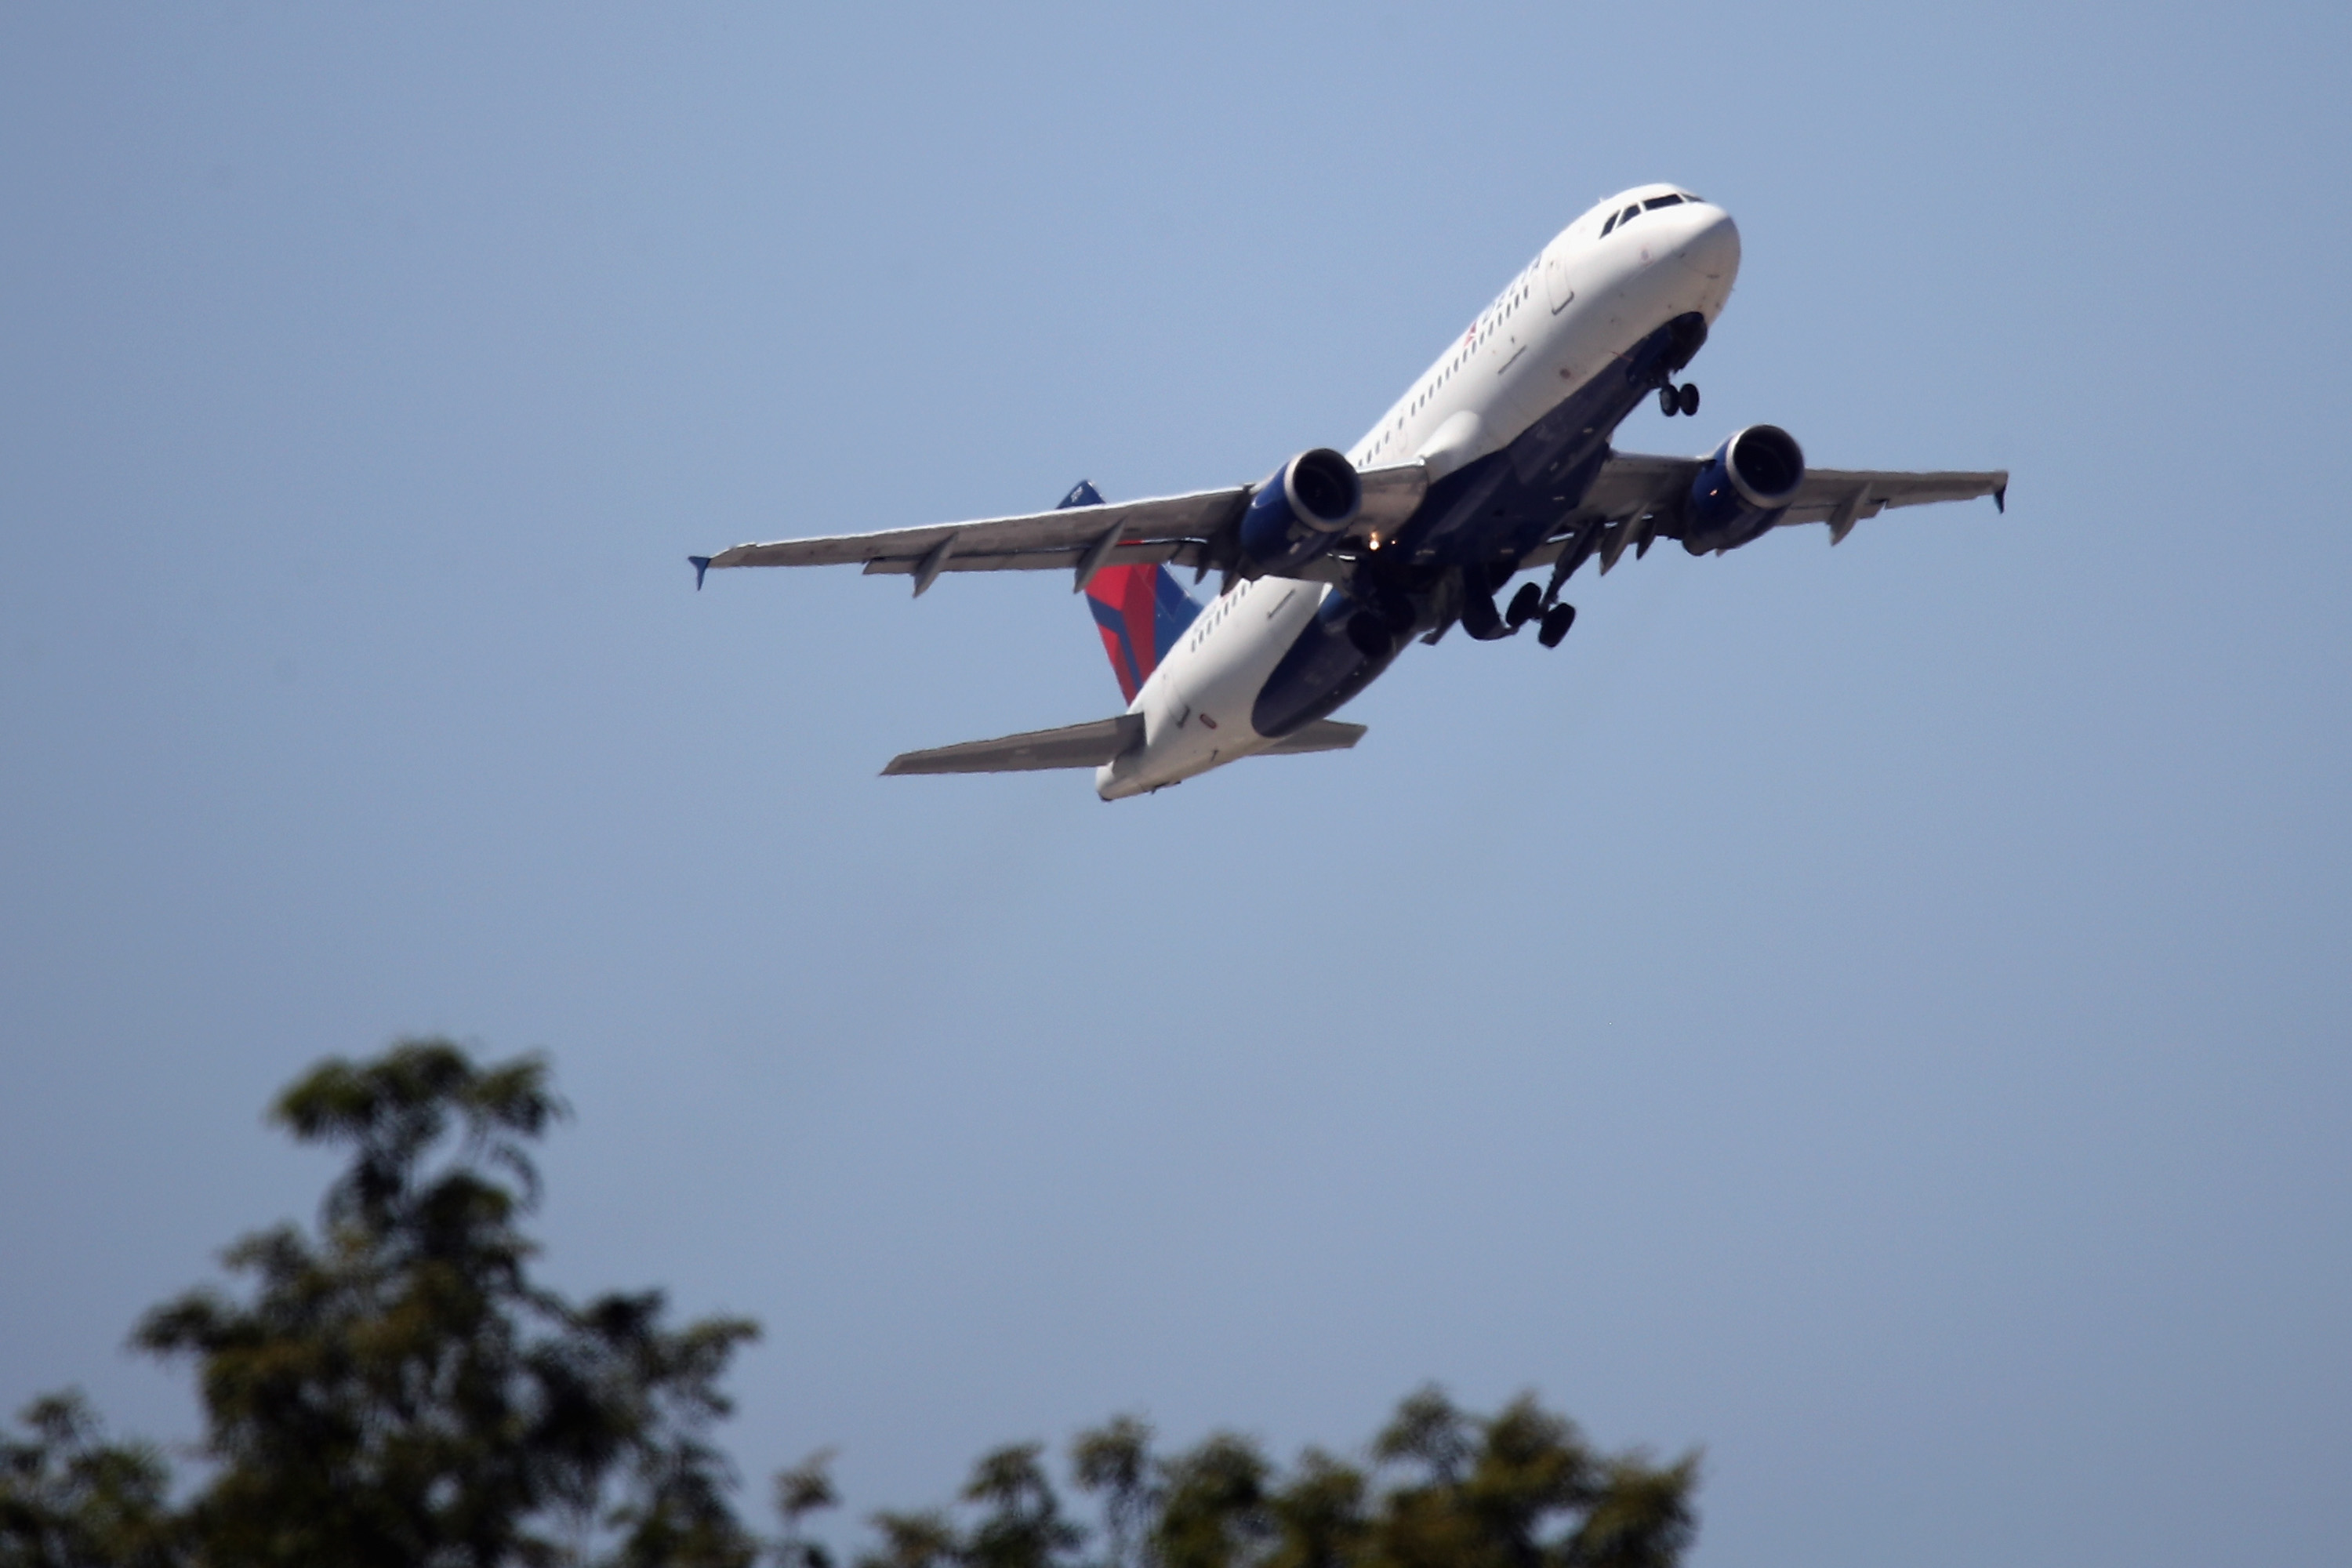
top-left (882, 713), bottom-right (1143, 775)
top-left (1260, 720), bottom-right (1366, 756)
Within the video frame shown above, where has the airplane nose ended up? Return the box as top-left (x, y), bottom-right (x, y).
top-left (1677, 208), bottom-right (1740, 283)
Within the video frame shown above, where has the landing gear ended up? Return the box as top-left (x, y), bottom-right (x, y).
top-left (1537, 602), bottom-right (1577, 648)
top-left (1659, 381), bottom-right (1700, 417)
top-left (1346, 611), bottom-right (1393, 659)
top-left (1457, 561), bottom-right (1520, 641)
top-left (1679, 382), bottom-right (1700, 417)
top-left (1505, 582), bottom-right (1543, 628)
top-left (1459, 586), bottom-right (1507, 641)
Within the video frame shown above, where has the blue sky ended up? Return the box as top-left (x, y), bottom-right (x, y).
top-left (2, 4), bottom-right (2347, 1565)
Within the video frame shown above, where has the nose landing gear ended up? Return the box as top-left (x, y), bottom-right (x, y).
top-left (1658, 381), bottom-right (1700, 418)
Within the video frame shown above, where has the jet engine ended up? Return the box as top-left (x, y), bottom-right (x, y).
top-left (1238, 448), bottom-right (1361, 575)
top-left (1682, 424), bottom-right (1805, 554)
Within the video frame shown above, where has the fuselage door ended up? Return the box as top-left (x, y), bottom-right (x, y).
top-left (1544, 245), bottom-right (1577, 314)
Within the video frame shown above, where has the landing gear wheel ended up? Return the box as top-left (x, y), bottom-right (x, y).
top-left (1537, 602), bottom-right (1577, 648)
top-left (1678, 382), bottom-right (1700, 417)
top-left (1659, 383), bottom-right (1680, 417)
top-left (1506, 582), bottom-right (1543, 628)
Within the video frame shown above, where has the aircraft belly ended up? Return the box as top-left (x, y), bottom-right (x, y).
top-left (1394, 310), bottom-right (1705, 567)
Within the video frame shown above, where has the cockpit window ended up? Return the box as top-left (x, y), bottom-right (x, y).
top-left (1681, 191), bottom-right (1703, 202)
top-left (1643, 194), bottom-right (1684, 210)
top-left (1600, 211), bottom-right (1617, 236)
top-left (1620, 204), bottom-right (1642, 226)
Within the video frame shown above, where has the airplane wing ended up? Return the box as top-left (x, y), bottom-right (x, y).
top-left (1773, 467), bottom-right (2009, 541)
top-left (1524, 452), bottom-right (2009, 576)
top-left (880, 714), bottom-right (1142, 775)
top-left (689, 464), bottom-right (1432, 595)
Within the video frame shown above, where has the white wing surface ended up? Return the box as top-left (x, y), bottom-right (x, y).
top-left (1523, 452), bottom-right (2009, 575)
top-left (691, 463), bottom-right (1432, 594)
top-left (696, 488), bottom-right (1245, 594)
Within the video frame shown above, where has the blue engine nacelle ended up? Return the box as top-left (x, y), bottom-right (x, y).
top-left (1682, 424), bottom-right (1806, 554)
top-left (1238, 448), bottom-right (1361, 575)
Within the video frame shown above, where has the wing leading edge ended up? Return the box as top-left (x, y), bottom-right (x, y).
top-left (1522, 453), bottom-right (2009, 578)
top-left (685, 453), bottom-right (1998, 601)
top-left (688, 463), bottom-right (1432, 595)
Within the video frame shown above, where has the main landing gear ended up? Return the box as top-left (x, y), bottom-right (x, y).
top-left (1464, 569), bottom-right (1575, 650)
top-left (1508, 582), bottom-right (1577, 648)
top-left (1658, 381), bottom-right (1700, 418)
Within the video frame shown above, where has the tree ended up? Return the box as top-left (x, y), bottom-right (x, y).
top-left (818, 1393), bottom-right (1697, 1568)
top-left (1069, 1417), bottom-right (1153, 1568)
top-left (0, 1391), bottom-right (179, 1568)
top-left (136, 1039), bottom-right (759, 1567)
top-left (2, 1041), bottom-right (1704, 1568)
top-left (772, 1451), bottom-right (840, 1568)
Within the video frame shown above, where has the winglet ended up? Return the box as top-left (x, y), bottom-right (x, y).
top-left (1994, 484), bottom-right (2007, 514)
top-left (689, 555), bottom-right (712, 590)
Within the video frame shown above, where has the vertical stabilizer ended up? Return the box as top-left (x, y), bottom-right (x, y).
top-left (1064, 481), bottom-right (1201, 702)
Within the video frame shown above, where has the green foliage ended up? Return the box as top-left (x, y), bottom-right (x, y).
top-left (1, 1040), bottom-right (1703, 1568)
top-left (0, 1392), bottom-right (180, 1568)
top-left (121, 1039), bottom-right (757, 1567)
top-left (827, 1393), bottom-right (1697, 1568)
top-left (773, 1452), bottom-right (840, 1568)
top-left (856, 1510), bottom-right (958, 1568)
top-left (1069, 1418), bottom-right (1152, 1568)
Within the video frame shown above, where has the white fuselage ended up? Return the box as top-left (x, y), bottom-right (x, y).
top-left (1097, 185), bottom-right (1741, 800)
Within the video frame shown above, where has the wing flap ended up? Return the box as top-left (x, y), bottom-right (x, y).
top-left (1525, 452), bottom-right (2009, 567)
top-left (862, 540), bottom-right (1196, 577)
top-left (1777, 467), bottom-right (2009, 539)
top-left (880, 714), bottom-right (1144, 775)
top-left (704, 488), bottom-right (1250, 576)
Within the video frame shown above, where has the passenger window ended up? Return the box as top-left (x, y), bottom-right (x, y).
top-left (1643, 194), bottom-right (1683, 210)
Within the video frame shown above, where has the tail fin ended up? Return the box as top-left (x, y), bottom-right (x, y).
top-left (1064, 480), bottom-right (1201, 703)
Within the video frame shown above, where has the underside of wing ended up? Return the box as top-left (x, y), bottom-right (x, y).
top-left (1520, 450), bottom-right (2008, 577)
top-left (691, 462), bottom-right (1431, 594)
top-left (1775, 467), bottom-right (2010, 542)
top-left (880, 714), bottom-right (1143, 775)
top-left (699, 488), bottom-right (1248, 593)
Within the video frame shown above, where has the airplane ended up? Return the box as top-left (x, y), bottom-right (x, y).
top-left (691, 183), bottom-right (2006, 800)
